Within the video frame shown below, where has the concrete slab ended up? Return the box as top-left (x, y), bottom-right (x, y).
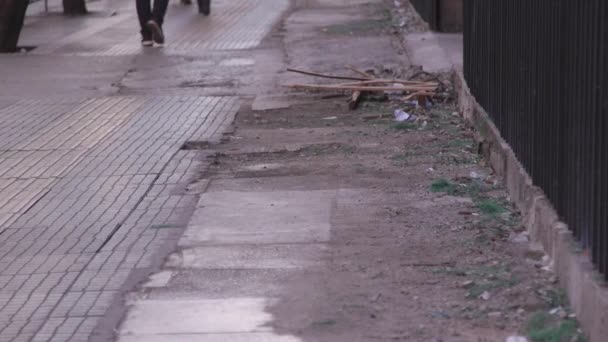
top-left (180, 190), bottom-right (334, 245)
top-left (436, 33), bottom-right (464, 70)
top-left (146, 269), bottom-right (304, 299)
top-left (119, 298), bottom-right (274, 335)
top-left (252, 95), bottom-right (291, 111)
top-left (142, 271), bottom-right (173, 288)
top-left (118, 332), bottom-right (302, 342)
top-left (219, 58), bottom-right (256, 67)
top-left (179, 244), bottom-right (326, 269)
top-left (404, 32), bottom-right (452, 72)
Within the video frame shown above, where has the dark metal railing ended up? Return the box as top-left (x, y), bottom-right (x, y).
top-left (464, 0), bottom-right (608, 277)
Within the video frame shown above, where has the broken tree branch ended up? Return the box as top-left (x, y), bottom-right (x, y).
top-left (287, 68), bottom-right (369, 81)
top-left (332, 79), bottom-right (439, 87)
top-left (285, 83), bottom-right (437, 92)
top-left (345, 64), bottom-right (374, 79)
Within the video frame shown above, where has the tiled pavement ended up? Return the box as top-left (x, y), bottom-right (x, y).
top-left (27, 0), bottom-right (289, 56)
top-left (0, 96), bottom-right (238, 341)
top-left (0, 0), bottom-right (289, 340)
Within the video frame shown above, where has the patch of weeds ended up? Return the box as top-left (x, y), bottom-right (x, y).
top-left (466, 276), bottom-right (519, 298)
top-left (455, 306), bottom-right (485, 320)
top-left (323, 18), bottom-right (390, 35)
top-left (432, 266), bottom-right (467, 276)
top-left (437, 152), bottom-right (478, 165)
top-left (446, 139), bottom-right (474, 149)
top-left (390, 153), bottom-right (409, 161)
top-left (476, 198), bottom-right (507, 216)
top-left (391, 122), bottom-right (417, 131)
top-left (545, 288), bottom-right (568, 307)
top-left (298, 143), bottom-right (355, 156)
top-left (464, 179), bottom-right (484, 198)
top-left (528, 312), bottom-right (552, 333)
top-left (430, 177), bottom-right (486, 198)
top-left (430, 178), bottom-right (457, 194)
top-left (527, 312), bottom-right (584, 342)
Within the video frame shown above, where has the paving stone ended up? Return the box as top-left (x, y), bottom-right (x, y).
top-left (119, 298), bottom-right (275, 335)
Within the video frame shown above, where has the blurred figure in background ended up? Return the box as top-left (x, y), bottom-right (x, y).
top-left (180, 0), bottom-right (210, 15)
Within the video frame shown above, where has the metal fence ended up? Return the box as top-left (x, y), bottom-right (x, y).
top-left (464, 0), bottom-right (608, 277)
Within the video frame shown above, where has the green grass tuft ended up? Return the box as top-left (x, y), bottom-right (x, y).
top-left (476, 199), bottom-right (507, 216)
top-left (392, 122), bottom-right (416, 131)
top-left (430, 179), bottom-right (456, 194)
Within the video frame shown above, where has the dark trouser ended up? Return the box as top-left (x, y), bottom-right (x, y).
top-left (135, 0), bottom-right (169, 35)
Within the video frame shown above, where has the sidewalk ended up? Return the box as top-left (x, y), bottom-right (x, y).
top-left (0, 0), bottom-right (283, 341)
top-left (116, 1), bottom-right (576, 342)
top-left (0, 0), bottom-right (579, 341)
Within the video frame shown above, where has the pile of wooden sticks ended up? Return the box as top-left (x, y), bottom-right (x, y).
top-left (284, 66), bottom-right (439, 109)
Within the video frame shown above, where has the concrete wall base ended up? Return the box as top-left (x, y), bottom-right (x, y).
top-left (453, 71), bottom-right (608, 342)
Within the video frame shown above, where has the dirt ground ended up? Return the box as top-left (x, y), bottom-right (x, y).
top-left (192, 1), bottom-right (586, 341)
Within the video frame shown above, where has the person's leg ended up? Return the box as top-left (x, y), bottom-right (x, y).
top-left (197, 0), bottom-right (210, 15)
top-left (135, 0), bottom-right (152, 35)
top-left (146, 0), bottom-right (168, 45)
top-left (152, 0), bottom-right (169, 27)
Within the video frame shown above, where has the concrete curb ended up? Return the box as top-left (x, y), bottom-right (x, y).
top-left (453, 71), bottom-right (608, 342)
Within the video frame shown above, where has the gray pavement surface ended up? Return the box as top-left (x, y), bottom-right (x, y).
top-left (0, 0), bottom-right (287, 340)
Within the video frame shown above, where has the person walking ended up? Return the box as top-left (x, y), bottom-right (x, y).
top-left (180, 0), bottom-right (210, 16)
top-left (136, 0), bottom-right (169, 46)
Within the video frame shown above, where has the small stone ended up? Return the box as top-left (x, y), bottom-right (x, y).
top-left (370, 293), bottom-right (382, 303)
top-left (479, 291), bottom-right (491, 301)
top-left (505, 336), bottom-right (528, 342)
top-left (549, 306), bottom-right (563, 315)
top-left (548, 276), bottom-right (558, 284)
top-left (516, 308), bottom-right (526, 316)
top-left (488, 311), bottom-right (502, 318)
top-left (462, 280), bottom-right (475, 289)
top-left (568, 313), bottom-right (577, 319)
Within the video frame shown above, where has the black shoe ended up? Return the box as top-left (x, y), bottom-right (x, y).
top-left (141, 31), bottom-right (153, 47)
top-left (197, 0), bottom-right (210, 15)
top-left (181, 0), bottom-right (192, 4)
top-left (146, 20), bottom-right (165, 45)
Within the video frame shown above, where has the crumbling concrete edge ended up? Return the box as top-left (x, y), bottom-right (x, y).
top-left (453, 71), bottom-right (608, 342)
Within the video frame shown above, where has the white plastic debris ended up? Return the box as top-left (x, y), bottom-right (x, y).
top-left (394, 109), bottom-right (414, 122)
